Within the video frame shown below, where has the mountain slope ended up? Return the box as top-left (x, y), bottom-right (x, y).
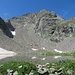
top-left (0, 10), bottom-right (75, 53)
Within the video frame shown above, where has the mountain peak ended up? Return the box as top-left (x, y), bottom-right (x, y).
top-left (0, 10), bottom-right (75, 53)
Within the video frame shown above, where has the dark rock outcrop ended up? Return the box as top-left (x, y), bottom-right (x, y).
top-left (0, 17), bottom-right (15, 38)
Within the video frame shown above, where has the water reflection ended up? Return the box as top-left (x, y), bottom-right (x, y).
top-left (0, 52), bottom-right (75, 65)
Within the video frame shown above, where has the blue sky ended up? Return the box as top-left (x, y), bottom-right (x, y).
top-left (0, 0), bottom-right (75, 20)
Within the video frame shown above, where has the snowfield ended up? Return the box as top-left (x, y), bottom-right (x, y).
top-left (0, 47), bottom-right (16, 59)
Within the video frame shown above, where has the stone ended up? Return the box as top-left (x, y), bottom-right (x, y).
top-left (18, 65), bottom-right (22, 69)
top-left (29, 70), bottom-right (34, 75)
top-left (67, 70), bottom-right (73, 75)
top-left (50, 68), bottom-right (57, 74)
top-left (7, 69), bottom-right (13, 75)
top-left (13, 71), bottom-right (18, 75)
top-left (38, 68), bottom-right (49, 75)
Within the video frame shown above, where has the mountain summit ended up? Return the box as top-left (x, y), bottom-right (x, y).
top-left (0, 10), bottom-right (75, 53)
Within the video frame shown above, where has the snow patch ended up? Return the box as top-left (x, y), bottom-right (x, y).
top-left (41, 58), bottom-right (46, 60)
top-left (11, 31), bottom-right (16, 36)
top-left (41, 47), bottom-right (46, 50)
top-left (31, 48), bottom-right (38, 51)
top-left (54, 49), bottom-right (63, 53)
top-left (0, 47), bottom-right (16, 60)
top-left (54, 56), bottom-right (62, 59)
top-left (31, 56), bottom-right (37, 59)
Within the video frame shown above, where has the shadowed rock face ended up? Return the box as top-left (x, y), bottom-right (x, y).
top-left (0, 17), bottom-right (15, 38)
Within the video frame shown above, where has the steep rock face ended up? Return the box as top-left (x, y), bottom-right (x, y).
top-left (0, 10), bottom-right (75, 52)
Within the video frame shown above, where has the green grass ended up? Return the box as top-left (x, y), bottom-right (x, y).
top-left (41, 51), bottom-right (71, 56)
top-left (0, 60), bottom-right (75, 75)
top-left (46, 60), bottom-right (75, 75)
top-left (71, 52), bottom-right (75, 57)
top-left (41, 50), bottom-right (75, 58)
top-left (0, 61), bottom-right (37, 75)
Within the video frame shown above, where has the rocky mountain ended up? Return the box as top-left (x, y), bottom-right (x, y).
top-left (0, 10), bottom-right (75, 53)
